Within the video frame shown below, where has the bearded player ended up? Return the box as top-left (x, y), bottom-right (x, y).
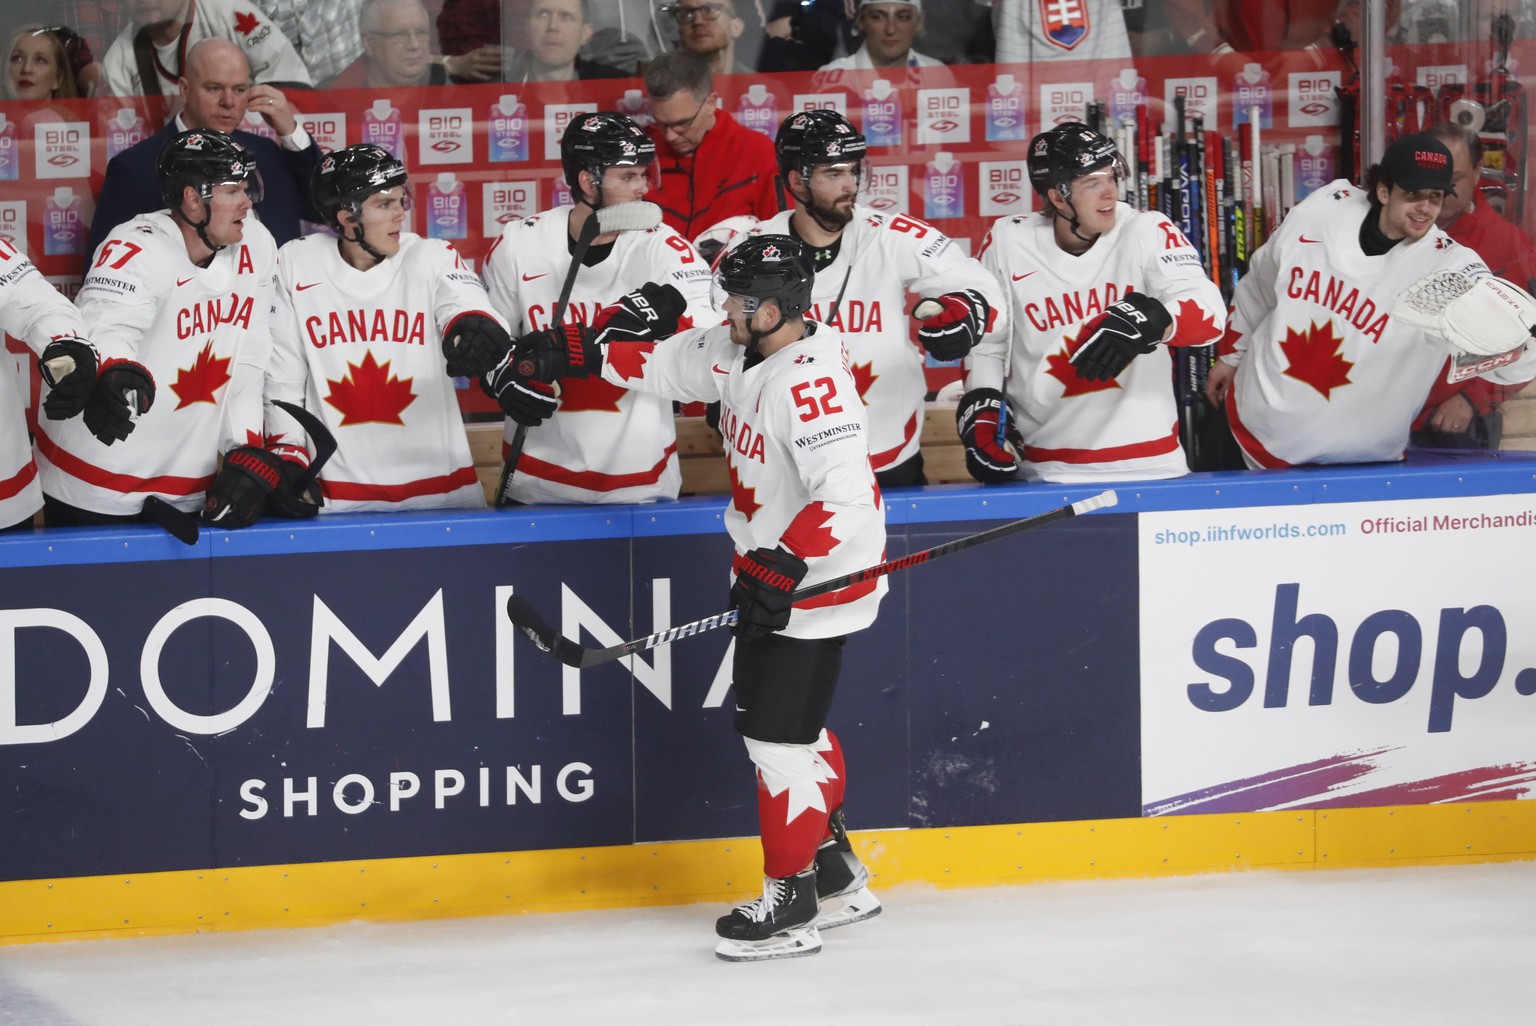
top-left (510, 235), bottom-right (886, 961)
top-left (751, 108), bottom-right (1005, 488)
top-left (481, 111), bottom-right (714, 505)
top-left (264, 144), bottom-right (514, 512)
top-left (961, 122), bottom-right (1226, 484)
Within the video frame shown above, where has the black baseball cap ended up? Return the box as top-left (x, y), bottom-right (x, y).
top-left (1380, 133), bottom-right (1456, 194)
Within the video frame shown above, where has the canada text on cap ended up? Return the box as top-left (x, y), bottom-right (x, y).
top-left (1380, 133), bottom-right (1456, 195)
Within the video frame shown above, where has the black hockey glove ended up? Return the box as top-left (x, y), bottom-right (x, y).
top-left (592, 282), bottom-right (687, 345)
top-left (83, 361), bottom-right (155, 445)
top-left (441, 311), bottom-right (513, 378)
top-left (203, 446), bottom-right (285, 528)
top-left (38, 337), bottom-right (99, 421)
top-left (482, 355), bottom-right (559, 426)
top-left (917, 290), bottom-right (992, 362)
top-left (1070, 292), bottom-right (1171, 381)
top-left (956, 388), bottom-right (1017, 484)
top-left (514, 321), bottom-right (602, 382)
top-left (730, 546), bottom-right (808, 638)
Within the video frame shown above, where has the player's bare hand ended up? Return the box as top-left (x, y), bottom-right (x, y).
top-left (1428, 392), bottom-right (1475, 434)
top-left (446, 45), bottom-right (503, 82)
top-left (247, 84), bottom-right (297, 137)
top-left (1206, 359), bottom-right (1236, 406)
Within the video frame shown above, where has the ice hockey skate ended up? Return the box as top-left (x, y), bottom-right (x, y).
top-left (714, 868), bottom-right (822, 962)
top-left (813, 806), bottom-right (883, 930)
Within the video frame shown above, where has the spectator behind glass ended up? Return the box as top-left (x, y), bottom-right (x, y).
top-left (101, 0), bottom-right (313, 97)
top-left (6, 24), bottom-right (85, 99)
top-left (644, 49), bottom-right (783, 242)
top-left (664, 0), bottom-right (759, 76)
top-left (1408, 122), bottom-right (1536, 450)
top-left (325, 0), bottom-right (446, 87)
top-left (820, 0), bottom-right (942, 70)
top-left (251, 0), bottom-right (365, 85)
top-left (88, 37), bottom-right (323, 257)
top-left (503, 0), bottom-right (628, 83)
top-left (580, 0), bottom-right (675, 75)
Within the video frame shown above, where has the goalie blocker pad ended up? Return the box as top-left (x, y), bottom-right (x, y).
top-left (1394, 273), bottom-right (1536, 378)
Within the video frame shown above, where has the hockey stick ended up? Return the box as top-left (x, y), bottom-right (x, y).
top-left (271, 399), bottom-right (338, 494)
top-left (506, 489), bottom-right (1120, 669)
top-left (493, 200), bottom-right (663, 507)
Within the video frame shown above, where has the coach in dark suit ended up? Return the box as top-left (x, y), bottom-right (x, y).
top-left (87, 37), bottom-right (323, 261)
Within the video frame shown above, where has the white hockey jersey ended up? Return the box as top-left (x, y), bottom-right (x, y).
top-left (600, 323), bottom-right (887, 639)
top-left (0, 239), bottom-right (87, 528)
top-left (35, 213), bottom-right (278, 517)
top-left (265, 233), bottom-right (504, 513)
top-left (1224, 180), bottom-right (1536, 466)
top-left (990, 0), bottom-right (1132, 63)
top-left (752, 207), bottom-right (1006, 474)
top-left (968, 203), bottom-right (1226, 482)
top-left (482, 206), bottom-right (715, 505)
top-left (102, 0), bottom-right (314, 97)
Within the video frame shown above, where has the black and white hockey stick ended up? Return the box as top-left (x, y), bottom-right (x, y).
top-left (494, 200), bottom-right (664, 507)
top-left (506, 489), bottom-right (1119, 668)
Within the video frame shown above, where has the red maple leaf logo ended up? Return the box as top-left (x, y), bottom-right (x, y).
top-left (728, 461), bottom-right (761, 521)
top-left (849, 360), bottom-right (877, 403)
top-left (1169, 298), bottom-right (1221, 346)
top-left (781, 502), bottom-right (839, 558)
top-left (557, 376), bottom-right (625, 413)
top-left (324, 350), bottom-right (416, 425)
top-left (606, 341), bottom-right (653, 382)
top-left (233, 11), bottom-right (260, 35)
top-left (1044, 332), bottom-right (1121, 396)
top-left (1280, 320), bottom-right (1354, 398)
top-left (675, 312), bottom-right (695, 331)
top-left (171, 342), bottom-right (232, 409)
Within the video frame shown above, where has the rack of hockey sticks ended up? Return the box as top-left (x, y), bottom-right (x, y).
top-left (506, 489), bottom-right (1119, 669)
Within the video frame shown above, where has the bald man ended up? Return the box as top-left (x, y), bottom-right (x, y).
top-left (88, 37), bottom-right (324, 259)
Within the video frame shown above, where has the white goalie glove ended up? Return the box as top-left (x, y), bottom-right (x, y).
top-left (1394, 271), bottom-right (1536, 383)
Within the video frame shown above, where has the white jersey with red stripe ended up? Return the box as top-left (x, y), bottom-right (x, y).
top-left (967, 203), bottom-right (1226, 482)
top-left (0, 239), bottom-right (87, 527)
top-left (752, 206), bottom-right (1006, 474)
top-left (265, 233), bottom-right (500, 513)
top-left (599, 322), bottom-right (887, 640)
top-left (482, 205), bottom-right (715, 505)
top-left (35, 213), bottom-right (277, 517)
top-left (1223, 180), bottom-right (1535, 466)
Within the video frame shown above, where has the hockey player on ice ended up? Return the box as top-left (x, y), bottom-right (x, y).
top-left (1207, 133), bottom-right (1536, 467)
top-left (481, 111), bottom-right (715, 505)
top-left (751, 108), bottom-right (1005, 488)
top-left (962, 123), bottom-right (1226, 484)
top-left (35, 130), bottom-right (298, 528)
top-left (0, 238), bottom-right (97, 531)
top-left (265, 144), bottom-right (515, 512)
top-left (510, 235), bottom-right (885, 961)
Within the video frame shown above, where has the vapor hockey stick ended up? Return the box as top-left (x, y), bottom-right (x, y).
top-left (506, 489), bottom-right (1119, 669)
top-left (494, 200), bottom-right (664, 507)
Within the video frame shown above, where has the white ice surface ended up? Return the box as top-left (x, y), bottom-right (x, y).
top-left (2, 861), bottom-right (1533, 1026)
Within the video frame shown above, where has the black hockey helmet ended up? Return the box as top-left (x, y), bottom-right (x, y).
top-left (774, 108), bottom-right (867, 179)
top-left (311, 144), bottom-right (410, 229)
top-left (714, 234), bottom-right (815, 318)
top-left (1026, 122), bottom-right (1126, 198)
top-left (157, 129), bottom-right (261, 212)
top-left (561, 111), bottom-right (656, 196)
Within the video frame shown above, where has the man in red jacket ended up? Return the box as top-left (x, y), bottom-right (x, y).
top-left (643, 49), bottom-right (786, 246)
top-left (1411, 122), bottom-right (1536, 449)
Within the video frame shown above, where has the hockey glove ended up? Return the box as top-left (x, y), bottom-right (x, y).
top-left (1070, 292), bottom-right (1171, 381)
top-left (916, 290), bottom-right (992, 362)
top-left (592, 282), bottom-right (687, 345)
top-left (203, 446), bottom-right (284, 528)
top-left (482, 355), bottom-right (559, 426)
top-left (514, 321), bottom-right (602, 382)
top-left (730, 546), bottom-right (808, 638)
top-left (956, 388), bottom-right (1017, 484)
top-left (441, 312), bottom-right (514, 378)
top-left (38, 337), bottom-right (99, 421)
top-left (83, 361), bottom-right (155, 445)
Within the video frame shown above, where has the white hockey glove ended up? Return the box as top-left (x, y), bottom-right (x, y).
top-left (1395, 272), bottom-right (1536, 357)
